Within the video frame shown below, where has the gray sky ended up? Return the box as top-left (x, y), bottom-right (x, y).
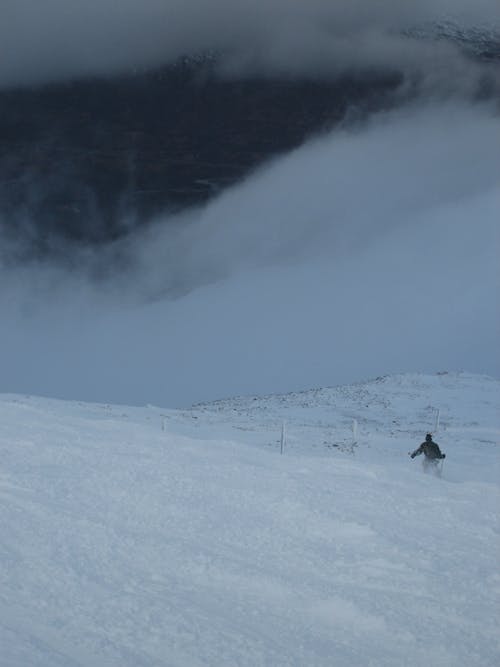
top-left (0, 1), bottom-right (498, 406)
top-left (1, 0), bottom-right (499, 88)
top-left (1, 101), bottom-right (498, 406)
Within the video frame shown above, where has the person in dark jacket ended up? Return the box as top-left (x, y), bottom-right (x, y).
top-left (410, 433), bottom-right (445, 473)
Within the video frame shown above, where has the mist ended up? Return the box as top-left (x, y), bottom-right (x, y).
top-left (1, 0), bottom-right (499, 88)
top-left (1, 100), bottom-right (498, 407)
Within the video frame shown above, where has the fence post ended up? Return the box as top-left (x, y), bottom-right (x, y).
top-left (434, 409), bottom-right (440, 433)
top-left (280, 421), bottom-right (286, 455)
top-left (352, 419), bottom-right (358, 445)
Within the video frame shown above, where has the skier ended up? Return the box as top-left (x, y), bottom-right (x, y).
top-left (410, 433), bottom-right (445, 473)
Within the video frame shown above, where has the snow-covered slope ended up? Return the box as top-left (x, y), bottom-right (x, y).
top-left (1, 373), bottom-right (498, 666)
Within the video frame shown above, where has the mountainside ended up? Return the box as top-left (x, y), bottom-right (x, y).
top-left (0, 63), bottom-right (400, 254)
top-left (1, 21), bottom-right (498, 258)
top-left (1, 372), bottom-right (498, 666)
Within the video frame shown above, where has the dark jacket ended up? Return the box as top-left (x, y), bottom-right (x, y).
top-left (411, 438), bottom-right (445, 460)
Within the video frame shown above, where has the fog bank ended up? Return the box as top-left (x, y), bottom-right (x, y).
top-left (1, 0), bottom-right (499, 88)
top-left (1, 101), bottom-right (498, 407)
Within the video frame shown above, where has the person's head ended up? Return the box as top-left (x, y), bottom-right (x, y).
top-left (425, 433), bottom-right (433, 442)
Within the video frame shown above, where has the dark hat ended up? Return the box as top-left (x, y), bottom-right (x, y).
top-left (425, 433), bottom-right (433, 442)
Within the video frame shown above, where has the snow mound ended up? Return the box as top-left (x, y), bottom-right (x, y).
top-left (0, 373), bottom-right (498, 666)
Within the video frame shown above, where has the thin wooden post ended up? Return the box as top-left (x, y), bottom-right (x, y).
top-left (434, 409), bottom-right (440, 433)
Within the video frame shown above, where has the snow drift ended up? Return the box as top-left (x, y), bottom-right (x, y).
top-left (1, 372), bottom-right (498, 666)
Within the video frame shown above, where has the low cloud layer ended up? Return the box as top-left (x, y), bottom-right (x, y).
top-left (1, 0), bottom-right (499, 88)
top-left (1, 100), bottom-right (498, 406)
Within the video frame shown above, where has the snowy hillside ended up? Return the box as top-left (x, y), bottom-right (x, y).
top-left (1, 373), bottom-right (499, 666)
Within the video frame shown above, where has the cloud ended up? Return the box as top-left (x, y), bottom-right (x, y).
top-left (97, 100), bottom-right (500, 302)
top-left (0, 100), bottom-right (498, 406)
top-left (1, 0), bottom-right (499, 88)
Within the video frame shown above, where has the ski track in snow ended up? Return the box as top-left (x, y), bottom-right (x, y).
top-left (0, 372), bottom-right (498, 666)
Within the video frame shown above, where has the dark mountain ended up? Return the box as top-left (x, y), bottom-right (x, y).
top-left (0, 60), bottom-right (401, 255)
top-left (1, 23), bottom-right (497, 259)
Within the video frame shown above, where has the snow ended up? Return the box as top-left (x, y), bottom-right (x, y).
top-left (0, 372), bottom-right (499, 666)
